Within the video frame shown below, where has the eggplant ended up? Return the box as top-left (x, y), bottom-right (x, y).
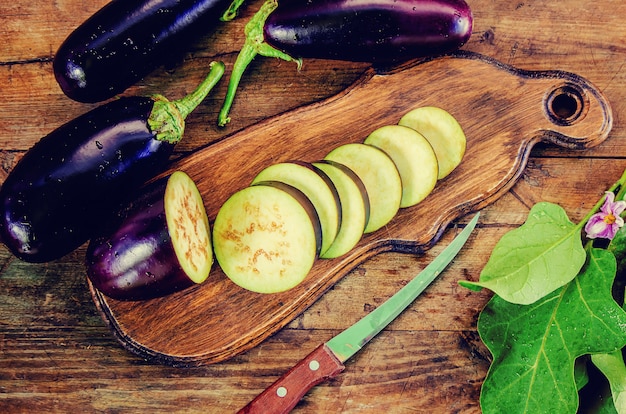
top-left (213, 181), bottom-right (322, 294)
top-left (217, 0), bottom-right (472, 126)
top-left (0, 62), bottom-right (224, 263)
top-left (87, 171), bottom-right (213, 301)
top-left (264, 0), bottom-right (473, 62)
top-left (53, 0), bottom-right (233, 103)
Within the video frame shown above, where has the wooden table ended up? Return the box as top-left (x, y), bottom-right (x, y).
top-left (0, 0), bottom-right (623, 412)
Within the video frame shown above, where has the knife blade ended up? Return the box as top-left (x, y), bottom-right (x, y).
top-left (237, 213), bottom-right (479, 414)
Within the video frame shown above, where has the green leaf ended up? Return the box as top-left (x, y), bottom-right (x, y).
top-left (575, 357), bottom-right (590, 391)
top-left (608, 225), bottom-right (626, 262)
top-left (459, 202), bottom-right (586, 304)
top-left (477, 248), bottom-right (626, 414)
top-left (590, 265), bottom-right (626, 414)
top-left (591, 389), bottom-right (620, 414)
top-left (608, 226), bottom-right (626, 284)
top-left (592, 351), bottom-right (626, 413)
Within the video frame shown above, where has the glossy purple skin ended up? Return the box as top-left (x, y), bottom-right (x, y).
top-left (53, 0), bottom-right (231, 103)
top-left (86, 176), bottom-right (193, 301)
top-left (264, 0), bottom-right (473, 63)
top-left (0, 97), bottom-right (174, 263)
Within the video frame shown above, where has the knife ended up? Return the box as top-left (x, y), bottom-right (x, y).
top-left (237, 213), bottom-right (479, 414)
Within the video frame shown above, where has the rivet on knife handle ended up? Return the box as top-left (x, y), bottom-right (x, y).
top-left (237, 344), bottom-right (345, 414)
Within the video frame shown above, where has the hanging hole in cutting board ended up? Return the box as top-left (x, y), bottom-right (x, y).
top-left (544, 82), bottom-right (589, 126)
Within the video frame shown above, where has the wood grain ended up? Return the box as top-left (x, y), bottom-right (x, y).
top-left (91, 51), bottom-right (612, 366)
top-left (2, 0), bottom-right (626, 412)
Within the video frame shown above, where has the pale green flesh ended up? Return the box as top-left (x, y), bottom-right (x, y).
top-left (398, 106), bottom-right (466, 180)
top-left (251, 162), bottom-right (340, 256)
top-left (326, 213), bottom-right (479, 362)
top-left (312, 161), bottom-right (369, 259)
top-left (364, 124), bottom-right (439, 208)
top-left (165, 171), bottom-right (213, 284)
top-left (212, 185), bottom-right (318, 294)
top-left (325, 143), bottom-right (402, 233)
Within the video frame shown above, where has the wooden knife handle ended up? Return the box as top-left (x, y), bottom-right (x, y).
top-left (237, 344), bottom-right (345, 413)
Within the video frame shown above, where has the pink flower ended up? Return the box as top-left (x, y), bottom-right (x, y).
top-left (585, 191), bottom-right (626, 239)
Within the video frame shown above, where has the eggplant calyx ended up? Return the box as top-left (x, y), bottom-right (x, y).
top-left (217, 0), bottom-right (301, 127)
top-left (148, 95), bottom-right (186, 144)
top-left (148, 61), bottom-right (225, 143)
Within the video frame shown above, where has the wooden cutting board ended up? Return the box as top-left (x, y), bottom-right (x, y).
top-left (89, 51), bottom-right (612, 367)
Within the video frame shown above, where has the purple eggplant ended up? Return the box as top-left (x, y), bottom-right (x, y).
top-left (264, 0), bottom-right (473, 62)
top-left (53, 0), bottom-right (233, 103)
top-left (0, 62), bottom-right (224, 263)
top-left (86, 171), bottom-right (213, 301)
top-left (217, 0), bottom-right (473, 126)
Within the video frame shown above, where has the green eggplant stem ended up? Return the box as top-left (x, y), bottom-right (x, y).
top-left (148, 60), bottom-right (225, 143)
top-left (614, 167), bottom-right (626, 200)
top-left (218, 0), bottom-right (301, 127)
top-left (221, 0), bottom-right (247, 21)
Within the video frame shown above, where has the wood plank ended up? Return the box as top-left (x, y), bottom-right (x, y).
top-left (1, 0), bottom-right (625, 411)
top-left (1, 156), bottom-right (619, 411)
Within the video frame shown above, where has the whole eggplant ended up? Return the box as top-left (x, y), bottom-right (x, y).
top-left (264, 0), bottom-right (473, 62)
top-left (217, 0), bottom-right (473, 126)
top-left (53, 0), bottom-right (232, 103)
top-left (0, 62), bottom-right (224, 263)
top-left (86, 171), bottom-right (213, 301)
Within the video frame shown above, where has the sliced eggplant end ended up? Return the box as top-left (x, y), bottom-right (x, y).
top-left (165, 171), bottom-right (213, 285)
top-left (86, 171), bottom-right (212, 301)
